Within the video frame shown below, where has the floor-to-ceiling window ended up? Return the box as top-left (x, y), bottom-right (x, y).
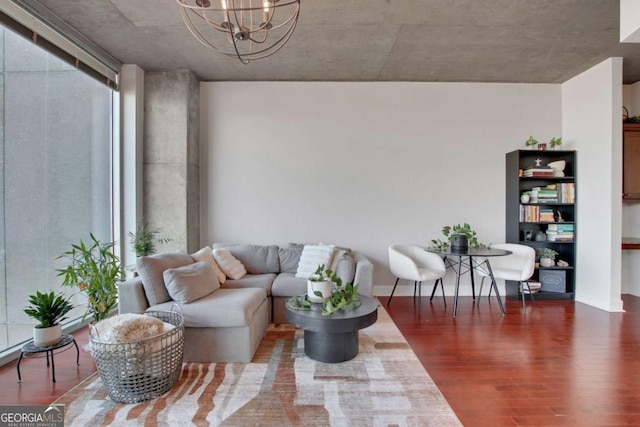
top-left (0, 25), bottom-right (113, 354)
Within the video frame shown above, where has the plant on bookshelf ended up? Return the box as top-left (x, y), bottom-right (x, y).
top-left (549, 137), bottom-right (562, 149)
top-left (524, 135), bottom-right (538, 149)
top-left (536, 248), bottom-right (558, 267)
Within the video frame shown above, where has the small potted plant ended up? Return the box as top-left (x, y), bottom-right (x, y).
top-left (289, 265), bottom-right (360, 315)
top-left (430, 223), bottom-right (487, 252)
top-left (549, 137), bottom-right (562, 150)
top-left (525, 135), bottom-right (538, 150)
top-left (128, 225), bottom-right (171, 257)
top-left (307, 264), bottom-right (333, 303)
top-left (536, 247), bottom-right (559, 267)
top-left (24, 291), bottom-right (74, 347)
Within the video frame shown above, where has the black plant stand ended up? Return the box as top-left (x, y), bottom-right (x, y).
top-left (17, 334), bottom-right (80, 383)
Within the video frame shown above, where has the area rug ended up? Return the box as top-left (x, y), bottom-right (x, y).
top-left (55, 301), bottom-right (461, 426)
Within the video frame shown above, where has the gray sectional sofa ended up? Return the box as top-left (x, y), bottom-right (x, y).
top-left (118, 243), bottom-right (373, 363)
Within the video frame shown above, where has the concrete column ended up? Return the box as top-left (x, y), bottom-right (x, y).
top-left (144, 70), bottom-right (200, 253)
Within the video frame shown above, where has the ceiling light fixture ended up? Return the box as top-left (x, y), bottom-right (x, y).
top-left (177, 0), bottom-right (300, 64)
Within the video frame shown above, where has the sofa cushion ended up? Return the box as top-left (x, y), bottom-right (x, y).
top-left (272, 272), bottom-right (308, 297)
top-left (191, 246), bottom-right (226, 284)
top-left (222, 273), bottom-right (277, 296)
top-left (151, 288), bottom-right (267, 328)
top-left (328, 248), bottom-right (347, 272)
top-left (163, 261), bottom-right (219, 304)
top-left (213, 249), bottom-right (247, 279)
top-left (278, 247), bottom-right (303, 274)
top-left (336, 251), bottom-right (357, 284)
top-left (220, 244), bottom-right (280, 274)
top-left (295, 244), bottom-right (335, 279)
top-left (290, 242), bottom-right (353, 253)
top-left (137, 252), bottom-right (194, 306)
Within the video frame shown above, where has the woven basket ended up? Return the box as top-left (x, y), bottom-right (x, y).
top-left (89, 310), bottom-right (185, 404)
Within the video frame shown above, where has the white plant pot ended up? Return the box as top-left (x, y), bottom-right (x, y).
top-left (33, 324), bottom-right (62, 347)
top-left (540, 257), bottom-right (554, 268)
top-left (307, 280), bottom-right (332, 303)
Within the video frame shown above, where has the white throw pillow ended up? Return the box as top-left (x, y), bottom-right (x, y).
top-left (191, 246), bottom-right (226, 284)
top-left (295, 244), bottom-right (335, 279)
top-left (212, 249), bottom-right (247, 280)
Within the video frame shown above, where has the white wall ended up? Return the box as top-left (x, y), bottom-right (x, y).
top-left (562, 58), bottom-right (624, 312)
top-left (620, 0), bottom-right (640, 42)
top-left (622, 82), bottom-right (640, 296)
top-left (200, 82), bottom-right (561, 296)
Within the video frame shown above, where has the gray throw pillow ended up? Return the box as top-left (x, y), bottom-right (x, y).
top-left (136, 252), bottom-right (194, 306)
top-left (278, 247), bottom-right (303, 273)
top-left (163, 261), bottom-right (219, 304)
top-left (336, 252), bottom-right (356, 285)
top-left (223, 244), bottom-right (280, 274)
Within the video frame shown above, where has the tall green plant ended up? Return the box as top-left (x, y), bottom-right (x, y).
top-left (57, 234), bottom-right (123, 322)
top-left (23, 291), bottom-right (73, 328)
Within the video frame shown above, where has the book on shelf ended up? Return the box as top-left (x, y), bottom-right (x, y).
top-left (557, 183), bottom-right (575, 203)
top-left (547, 223), bottom-right (574, 231)
top-left (523, 167), bottom-right (554, 177)
top-left (545, 229), bottom-right (574, 241)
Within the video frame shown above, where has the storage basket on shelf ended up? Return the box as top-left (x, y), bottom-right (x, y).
top-left (89, 310), bottom-right (185, 404)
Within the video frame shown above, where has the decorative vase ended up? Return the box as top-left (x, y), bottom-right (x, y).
top-left (307, 280), bottom-right (332, 303)
top-left (520, 194), bottom-right (530, 203)
top-left (33, 324), bottom-right (62, 347)
top-left (540, 257), bottom-right (554, 267)
top-left (451, 235), bottom-right (468, 252)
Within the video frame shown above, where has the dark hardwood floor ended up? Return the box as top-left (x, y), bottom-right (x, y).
top-left (386, 293), bottom-right (640, 426)
top-left (1, 295), bottom-right (639, 426)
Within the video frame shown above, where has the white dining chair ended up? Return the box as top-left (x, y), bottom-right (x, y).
top-left (388, 244), bottom-right (447, 316)
top-left (476, 243), bottom-right (536, 313)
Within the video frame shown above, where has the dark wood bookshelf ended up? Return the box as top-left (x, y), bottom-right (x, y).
top-left (505, 149), bottom-right (577, 300)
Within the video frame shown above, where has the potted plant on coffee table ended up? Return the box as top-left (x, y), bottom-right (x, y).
top-left (307, 264), bottom-right (333, 303)
top-left (57, 233), bottom-right (123, 323)
top-left (288, 264), bottom-right (361, 316)
top-left (24, 290), bottom-right (74, 347)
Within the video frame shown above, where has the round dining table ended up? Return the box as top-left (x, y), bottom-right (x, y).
top-left (426, 247), bottom-right (512, 317)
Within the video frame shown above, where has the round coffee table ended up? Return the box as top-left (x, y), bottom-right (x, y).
top-left (285, 295), bottom-right (378, 363)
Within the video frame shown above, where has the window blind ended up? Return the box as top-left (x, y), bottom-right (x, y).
top-left (0, 0), bottom-right (121, 90)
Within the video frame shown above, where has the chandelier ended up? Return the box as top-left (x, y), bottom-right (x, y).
top-left (177, 0), bottom-right (301, 64)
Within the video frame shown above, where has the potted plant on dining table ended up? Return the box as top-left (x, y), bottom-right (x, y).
top-left (430, 223), bottom-right (488, 252)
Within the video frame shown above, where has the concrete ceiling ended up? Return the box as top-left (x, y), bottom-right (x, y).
top-left (31, 0), bottom-right (640, 84)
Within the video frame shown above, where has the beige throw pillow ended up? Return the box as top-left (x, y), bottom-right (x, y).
top-left (212, 249), bottom-right (247, 280)
top-left (191, 246), bottom-right (226, 284)
top-left (163, 261), bottom-right (219, 304)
